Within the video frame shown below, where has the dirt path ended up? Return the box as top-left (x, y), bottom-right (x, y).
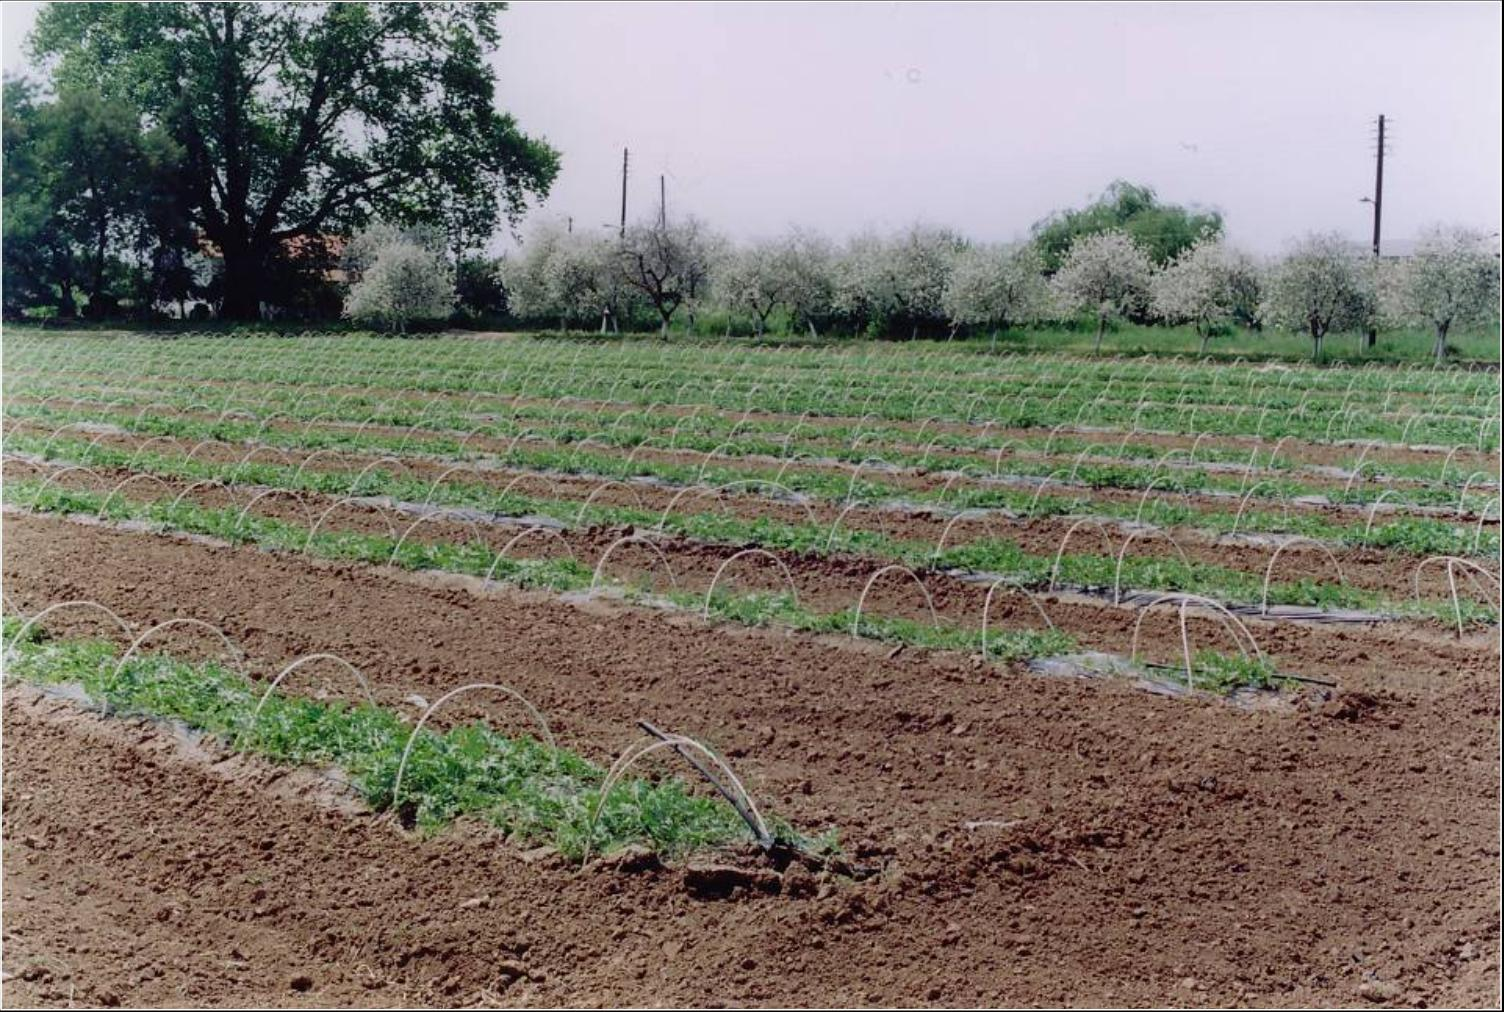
top-left (2, 514), bottom-right (1499, 1006)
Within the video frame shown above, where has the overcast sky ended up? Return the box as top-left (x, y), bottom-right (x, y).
top-left (4, 2), bottom-right (1500, 252)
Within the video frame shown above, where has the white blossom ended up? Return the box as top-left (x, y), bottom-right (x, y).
top-left (717, 239), bottom-right (788, 335)
top-left (715, 229), bottom-right (838, 336)
top-left (342, 221), bottom-right (446, 280)
top-left (1150, 237), bottom-right (1264, 352)
top-left (1262, 233), bottom-right (1375, 360)
top-left (1050, 230), bottom-right (1154, 350)
top-left (831, 232), bottom-right (897, 330)
top-left (498, 223), bottom-right (566, 322)
top-left (1378, 226), bottom-right (1500, 363)
top-left (779, 228), bottom-right (836, 337)
top-left (941, 243), bottom-right (1049, 338)
top-left (832, 225), bottom-right (965, 337)
top-left (342, 237), bottom-right (455, 333)
top-left (502, 225), bottom-right (641, 331)
top-left (887, 224), bottom-right (966, 335)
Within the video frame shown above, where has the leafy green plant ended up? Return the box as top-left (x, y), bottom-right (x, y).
top-left (9, 471), bottom-right (1495, 629)
top-left (1187, 649), bottom-right (1289, 693)
top-left (2, 620), bottom-right (807, 859)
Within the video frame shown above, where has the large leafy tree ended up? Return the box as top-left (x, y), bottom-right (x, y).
top-left (32, 1), bottom-right (559, 319)
top-left (1, 80), bottom-right (68, 317)
top-left (1032, 180), bottom-right (1222, 272)
top-left (2, 79), bottom-right (177, 318)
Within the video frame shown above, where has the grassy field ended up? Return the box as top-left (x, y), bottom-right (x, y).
top-left (2, 327), bottom-right (1499, 1006)
top-left (977, 322), bottom-right (1501, 364)
top-left (6, 319), bottom-right (1499, 366)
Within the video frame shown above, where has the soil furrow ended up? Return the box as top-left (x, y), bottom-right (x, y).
top-left (2, 513), bottom-right (1498, 1007)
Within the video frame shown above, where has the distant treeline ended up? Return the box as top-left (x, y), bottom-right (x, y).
top-left (2, 4), bottom-right (1494, 363)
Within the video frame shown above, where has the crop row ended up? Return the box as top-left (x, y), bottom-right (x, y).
top-left (9, 392), bottom-right (1500, 520)
top-left (9, 480), bottom-right (1094, 666)
top-left (1, 616), bottom-right (812, 860)
top-left (7, 335), bottom-right (1496, 448)
top-left (8, 410), bottom-right (1499, 554)
top-left (13, 474), bottom-right (1497, 716)
top-left (11, 379), bottom-right (1497, 490)
top-left (8, 443), bottom-right (1494, 624)
top-left (6, 439), bottom-right (1490, 620)
top-left (11, 333), bottom-right (1494, 405)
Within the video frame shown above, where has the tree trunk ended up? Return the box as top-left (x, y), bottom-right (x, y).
top-left (807, 319), bottom-right (818, 339)
top-left (218, 244), bottom-right (264, 321)
top-left (56, 279), bottom-right (76, 320)
top-left (89, 213), bottom-right (109, 313)
top-left (1198, 326), bottom-right (1210, 356)
top-left (1093, 313), bottom-right (1107, 353)
top-left (1433, 323), bottom-right (1449, 365)
top-left (1364, 326), bottom-right (1377, 349)
top-left (1311, 327), bottom-right (1325, 362)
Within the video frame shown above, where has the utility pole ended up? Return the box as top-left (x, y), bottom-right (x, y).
top-left (1364, 114), bottom-right (1386, 349)
top-left (659, 174), bottom-right (666, 228)
top-left (1371, 114), bottom-right (1385, 256)
top-left (619, 147), bottom-right (629, 239)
